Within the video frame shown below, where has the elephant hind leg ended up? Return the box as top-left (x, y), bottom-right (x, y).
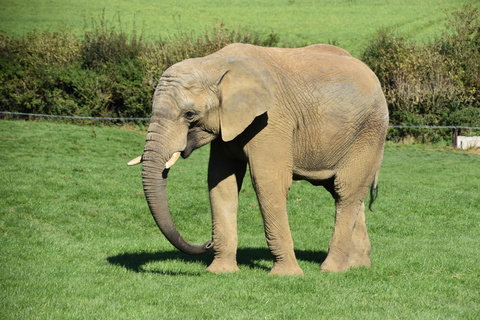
top-left (320, 198), bottom-right (362, 272)
top-left (320, 142), bottom-right (382, 272)
top-left (320, 175), bottom-right (372, 272)
top-left (348, 202), bottom-right (371, 269)
top-left (321, 206), bottom-right (373, 272)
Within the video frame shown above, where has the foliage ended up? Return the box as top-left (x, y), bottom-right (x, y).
top-left (1, 121), bottom-right (479, 318)
top-left (138, 22), bottom-right (276, 90)
top-left (1, 4), bottom-right (480, 142)
top-left (362, 5), bottom-right (480, 142)
top-left (0, 18), bottom-right (277, 120)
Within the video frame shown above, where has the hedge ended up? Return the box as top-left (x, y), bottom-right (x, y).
top-left (1, 5), bottom-right (479, 142)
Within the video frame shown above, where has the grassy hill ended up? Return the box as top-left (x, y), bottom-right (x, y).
top-left (0, 0), bottom-right (475, 56)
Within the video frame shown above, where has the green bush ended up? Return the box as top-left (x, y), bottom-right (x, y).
top-left (138, 22), bottom-right (278, 90)
top-left (1, 6), bottom-right (479, 143)
top-left (362, 4), bottom-right (480, 142)
top-left (0, 19), bottom-right (278, 120)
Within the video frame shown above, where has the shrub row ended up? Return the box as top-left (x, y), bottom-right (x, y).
top-left (362, 4), bottom-right (480, 141)
top-left (0, 19), bottom-right (278, 120)
top-left (1, 6), bottom-right (479, 141)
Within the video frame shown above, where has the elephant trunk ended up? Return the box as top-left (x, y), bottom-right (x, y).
top-left (141, 146), bottom-right (213, 255)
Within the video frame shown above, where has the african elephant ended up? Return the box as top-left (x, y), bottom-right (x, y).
top-left (128, 43), bottom-right (389, 275)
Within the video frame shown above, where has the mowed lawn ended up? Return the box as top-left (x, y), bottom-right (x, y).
top-left (0, 0), bottom-right (475, 56)
top-left (1, 120), bottom-right (479, 319)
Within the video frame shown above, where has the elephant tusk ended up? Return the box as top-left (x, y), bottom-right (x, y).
top-left (165, 152), bottom-right (181, 169)
top-left (127, 155), bottom-right (143, 166)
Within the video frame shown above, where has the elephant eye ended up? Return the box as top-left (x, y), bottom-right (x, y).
top-left (184, 111), bottom-right (197, 121)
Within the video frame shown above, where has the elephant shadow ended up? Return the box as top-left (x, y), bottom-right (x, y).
top-left (107, 248), bottom-right (327, 276)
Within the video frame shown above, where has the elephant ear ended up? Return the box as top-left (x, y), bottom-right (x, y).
top-left (218, 57), bottom-right (276, 142)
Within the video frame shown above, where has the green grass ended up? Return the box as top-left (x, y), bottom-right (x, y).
top-left (1, 120), bottom-right (479, 319)
top-left (0, 0), bottom-right (475, 56)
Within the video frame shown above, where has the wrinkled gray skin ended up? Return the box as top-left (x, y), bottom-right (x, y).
top-left (133, 43), bottom-right (389, 275)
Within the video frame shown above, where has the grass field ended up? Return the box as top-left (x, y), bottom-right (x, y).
top-left (0, 0), bottom-right (476, 56)
top-left (1, 120), bottom-right (479, 319)
top-left (2, 1), bottom-right (479, 318)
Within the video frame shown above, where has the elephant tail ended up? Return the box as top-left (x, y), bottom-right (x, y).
top-left (368, 167), bottom-right (381, 212)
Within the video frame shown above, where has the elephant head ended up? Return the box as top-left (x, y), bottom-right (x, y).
top-left (129, 55), bottom-right (276, 255)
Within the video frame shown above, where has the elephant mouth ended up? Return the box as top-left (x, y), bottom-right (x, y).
top-left (181, 147), bottom-right (194, 159)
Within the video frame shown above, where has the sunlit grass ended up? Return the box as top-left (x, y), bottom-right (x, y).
top-left (0, 0), bottom-right (474, 56)
top-left (1, 121), bottom-right (479, 319)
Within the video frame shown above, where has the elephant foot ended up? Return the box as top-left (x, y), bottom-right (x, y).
top-left (320, 255), bottom-right (371, 272)
top-left (348, 240), bottom-right (371, 269)
top-left (348, 254), bottom-right (371, 269)
top-left (269, 262), bottom-right (304, 276)
top-left (320, 256), bottom-right (349, 273)
top-left (206, 260), bottom-right (240, 274)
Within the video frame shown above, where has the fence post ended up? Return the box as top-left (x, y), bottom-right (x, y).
top-left (452, 127), bottom-right (458, 148)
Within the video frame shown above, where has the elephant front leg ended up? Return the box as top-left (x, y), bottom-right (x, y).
top-left (206, 142), bottom-right (246, 273)
top-left (251, 169), bottom-right (303, 276)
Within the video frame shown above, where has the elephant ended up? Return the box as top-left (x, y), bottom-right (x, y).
top-left (128, 43), bottom-right (389, 276)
